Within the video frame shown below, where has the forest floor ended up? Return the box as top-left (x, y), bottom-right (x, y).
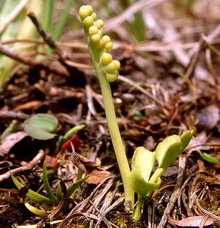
top-left (0, 0), bottom-right (220, 227)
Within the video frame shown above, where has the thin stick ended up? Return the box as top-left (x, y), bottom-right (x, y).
top-left (0, 43), bottom-right (70, 76)
top-left (118, 75), bottom-right (167, 108)
top-left (27, 11), bottom-right (83, 77)
top-left (0, 149), bottom-right (45, 182)
top-left (157, 156), bottom-right (186, 228)
top-left (0, 111), bottom-right (29, 121)
top-left (184, 24), bottom-right (220, 79)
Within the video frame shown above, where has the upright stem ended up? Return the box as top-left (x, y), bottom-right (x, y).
top-left (86, 40), bottom-right (133, 206)
top-left (133, 194), bottom-right (144, 222)
top-left (79, 5), bottom-right (134, 208)
top-left (95, 66), bottom-right (134, 206)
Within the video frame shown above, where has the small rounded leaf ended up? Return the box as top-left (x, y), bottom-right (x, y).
top-left (90, 34), bottom-right (101, 43)
top-left (102, 35), bottom-right (111, 44)
top-left (180, 130), bottom-right (194, 151)
top-left (91, 12), bottom-right (97, 20)
top-left (129, 168), bottom-right (161, 197)
top-left (131, 147), bottom-right (156, 181)
top-left (155, 135), bottom-right (182, 170)
top-left (113, 60), bottom-right (120, 70)
top-left (105, 61), bottom-right (118, 74)
top-left (23, 114), bottom-right (58, 140)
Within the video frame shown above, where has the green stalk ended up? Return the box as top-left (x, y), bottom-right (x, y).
top-left (53, 0), bottom-right (74, 41)
top-left (44, 0), bottom-right (56, 33)
top-left (96, 64), bottom-right (133, 206)
top-left (149, 168), bottom-right (164, 184)
top-left (133, 195), bottom-right (144, 222)
top-left (90, 43), bottom-right (134, 207)
top-left (79, 5), bottom-right (134, 207)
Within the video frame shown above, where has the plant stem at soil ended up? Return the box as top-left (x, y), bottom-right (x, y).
top-left (85, 35), bottom-right (134, 209)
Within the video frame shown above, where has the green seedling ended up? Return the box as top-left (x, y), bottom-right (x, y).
top-left (79, 5), bottom-right (193, 221)
top-left (23, 113), bottom-right (58, 140)
top-left (130, 130), bottom-right (193, 221)
top-left (0, 119), bottom-right (19, 143)
top-left (56, 124), bottom-right (85, 151)
top-left (12, 161), bottom-right (88, 215)
top-left (197, 150), bottom-right (219, 164)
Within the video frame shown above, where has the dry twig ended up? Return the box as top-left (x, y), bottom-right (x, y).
top-left (185, 24), bottom-right (220, 79)
top-left (0, 43), bottom-right (70, 76)
top-left (27, 12), bottom-right (84, 77)
top-left (158, 156), bottom-right (187, 228)
top-left (0, 149), bottom-right (45, 182)
top-left (0, 111), bottom-right (29, 121)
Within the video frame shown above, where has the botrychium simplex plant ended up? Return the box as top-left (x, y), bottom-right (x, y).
top-left (79, 5), bottom-right (194, 222)
top-left (12, 161), bottom-right (88, 216)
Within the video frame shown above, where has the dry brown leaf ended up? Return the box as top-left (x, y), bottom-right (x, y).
top-left (45, 155), bottom-right (58, 168)
top-left (86, 170), bottom-right (112, 184)
top-left (167, 214), bottom-right (215, 227)
top-left (14, 100), bottom-right (42, 111)
top-left (0, 132), bottom-right (29, 156)
top-left (199, 173), bottom-right (220, 185)
top-left (187, 131), bottom-right (209, 154)
top-left (71, 150), bottom-right (99, 172)
top-left (195, 105), bottom-right (220, 131)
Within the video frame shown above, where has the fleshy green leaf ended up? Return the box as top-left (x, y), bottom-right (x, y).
top-left (131, 147), bottom-right (155, 182)
top-left (180, 130), bottom-right (194, 151)
top-left (129, 147), bottom-right (157, 196)
top-left (65, 175), bottom-right (89, 198)
top-left (24, 202), bottom-right (51, 215)
top-left (129, 167), bottom-right (161, 197)
top-left (197, 150), bottom-right (219, 164)
top-left (43, 161), bottom-right (58, 204)
top-left (155, 135), bottom-right (182, 170)
top-left (23, 114), bottom-right (58, 140)
top-left (11, 175), bottom-right (53, 204)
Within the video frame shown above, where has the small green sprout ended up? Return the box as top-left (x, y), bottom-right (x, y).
top-left (130, 130), bottom-right (194, 221)
top-left (12, 161), bottom-right (88, 215)
top-left (56, 124), bottom-right (85, 151)
top-left (197, 150), bottom-right (219, 164)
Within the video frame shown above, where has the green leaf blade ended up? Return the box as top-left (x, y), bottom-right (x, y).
top-left (129, 168), bottom-right (161, 197)
top-left (43, 161), bottom-right (59, 204)
top-left (65, 176), bottom-right (89, 199)
top-left (180, 130), bottom-right (194, 151)
top-left (155, 135), bottom-right (182, 170)
top-left (131, 147), bottom-right (155, 182)
top-left (11, 175), bottom-right (53, 204)
top-left (129, 147), bottom-right (158, 197)
top-left (23, 114), bottom-right (58, 140)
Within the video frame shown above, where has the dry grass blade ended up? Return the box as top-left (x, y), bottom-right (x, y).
top-left (105, 0), bottom-right (166, 31)
top-left (158, 156), bottom-right (187, 228)
top-left (0, 0), bottom-right (31, 34)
